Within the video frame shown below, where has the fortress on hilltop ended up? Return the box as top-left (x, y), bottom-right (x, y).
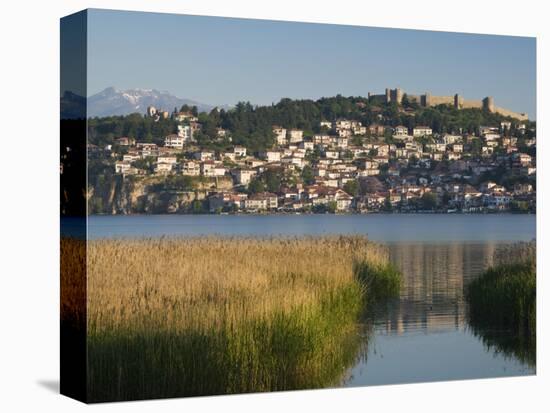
top-left (368, 87), bottom-right (528, 121)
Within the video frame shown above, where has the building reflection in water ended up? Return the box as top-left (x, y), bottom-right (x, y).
top-left (373, 242), bottom-right (499, 335)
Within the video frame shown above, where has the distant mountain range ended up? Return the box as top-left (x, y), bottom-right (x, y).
top-left (60, 90), bottom-right (87, 119)
top-left (86, 87), bottom-right (223, 117)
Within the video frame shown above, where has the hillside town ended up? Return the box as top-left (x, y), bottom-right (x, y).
top-left (87, 103), bottom-right (536, 214)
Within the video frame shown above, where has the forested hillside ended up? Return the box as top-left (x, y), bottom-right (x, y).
top-left (87, 95), bottom-right (535, 152)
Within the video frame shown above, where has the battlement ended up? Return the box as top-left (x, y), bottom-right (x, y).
top-left (368, 88), bottom-right (528, 121)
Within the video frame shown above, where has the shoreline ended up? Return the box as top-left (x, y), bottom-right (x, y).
top-left (84, 211), bottom-right (535, 217)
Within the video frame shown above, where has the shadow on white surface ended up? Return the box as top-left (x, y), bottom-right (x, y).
top-left (37, 380), bottom-right (59, 394)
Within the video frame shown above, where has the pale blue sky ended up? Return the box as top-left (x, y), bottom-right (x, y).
top-left (87, 9), bottom-right (536, 118)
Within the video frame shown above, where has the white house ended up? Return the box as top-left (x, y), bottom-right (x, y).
top-left (394, 125), bottom-right (409, 136)
top-left (173, 111), bottom-right (197, 122)
top-left (259, 150), bottom-right (281, 162)
top-left (324, 150), bottom-right (339, 159)
top-left (155, 162), bottom-right (174, 174)
top-left (157, 155), bottom-right (177, 165)
top-left (500, 121), bottom-right (512, 131)
top-left (273, 127), bottom-right (287, 145)
top-left (122, 152), bottom-right (141, 162)
top-left (177, 125), bottom-right (194, 143)
top-left (353, 125), bottom-right (367, 135)
top-left (334, 120), bottom-right (353, 130)
top-left (335, 137), bottom-right (348, 148)
top-left (234, 146), bottom-right (247, 157)
top-left (244, 192), bottom-right (278, 210)
top-left (115, 161), bottom-right (136, 175)
top-left (288, 129), bottom-right (304, 143)
top-left (452, 144), bottom-right (464, 153)
top-left (136, 143), bottom-right (158, 157)
top-left (181, 160), bottom-right (200, 176)
top-left (234, 169), bottom-right (256, 185)
top-left (115, 136), bottom-right (136, 146)
top-left (194, 151), bottom-right (215, 161)
top-left (223, 151), bottom-right (237, 161)
top-left (442, 134), bottom-right (461, 145)
top-left (484, 133), bottom-right (501, 142)
top-left (513, 153), bottom-right (532, 167)
top-left (413, 126), bottom-right (433, 137)
top-left (201, 161), bottom-right (226, 177)
top-left (319, 121), bottom-right (332, 130)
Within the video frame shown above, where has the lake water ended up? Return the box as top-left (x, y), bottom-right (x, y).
top-left (344, 242), bottom-right (535, 387)
top-left (84, 214), bottom-right (535, 242)
top-left (81, 214), bottom-right (536, 386)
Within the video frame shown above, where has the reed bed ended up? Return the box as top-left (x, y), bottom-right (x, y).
top-left (354, 261), bottom-right (401, 302)
top-left (60, 237), bottom-right (86, 326)
top-left (467, 242), bottom-right (536, 366)
top-left (493, 241), bottom-right (536, 266)
top-left (82, 236), bottom-right (392, 401)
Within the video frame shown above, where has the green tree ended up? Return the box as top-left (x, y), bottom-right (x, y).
top-left (132, 157), bottom-right (155, 173)
top-left (401, 93), bottom-right (410, 107)
top-left (191, 199), bottom-right (204, 214)
top-left (301, 165), bottom-right (315, 185)
top-left (351, 135), bottom-right (363, 146)
top-left (342, 150), bottom-right (353, 160)
top-left (420, 192), bottom-right (437, 210)
top-left (343, 180), bottom-right (359, 197)
top-left (382, 197), bottom-right (393, 212)
top-left (305, 147), bottom-right (321, 163)
top-left (510, 201), bottom-right (529, 213)
top-left (248, 178), bottom-right (265, 194)
top-left (264, 169), bottom-right (282, 193)
top-left (327, 201), bottom-right (338, 214)
top-left (442, 192), bottom-right (451, 207)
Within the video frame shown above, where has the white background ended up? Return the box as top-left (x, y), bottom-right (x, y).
top-left (0, 0), bottom-right (547, 411)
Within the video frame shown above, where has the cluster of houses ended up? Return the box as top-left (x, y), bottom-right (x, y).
top-left (90, 111), bottom-right (536, 213)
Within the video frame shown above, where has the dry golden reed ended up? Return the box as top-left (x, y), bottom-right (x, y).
top-left (87, 236), bottom-right (387, 334)
top-left (60, 237), bottom-right (86, 326)
top-left (63, 236), bottom-right (391, 401)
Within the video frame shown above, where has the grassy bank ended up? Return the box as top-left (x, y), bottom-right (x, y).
top-left (81, 236), bottom-right (398, 402)
top-left (466, 242), bottom-right (536, 365)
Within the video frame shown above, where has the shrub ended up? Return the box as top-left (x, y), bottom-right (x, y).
top-left (466, 255), bottom-right (536, 365)
top-left (353, 261), bottom-right (401, 301)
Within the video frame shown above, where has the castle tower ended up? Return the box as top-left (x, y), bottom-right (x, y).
top-left (385, 88), bottom-right (391, 103)
top-left (396, 88), bottom-right (404, 104)
top-left (483, 96), bottom-right (495, 113)
top-left (422, 92), bottom-right (432, 107)
top-left (454, 94), bottom-right (463, 109)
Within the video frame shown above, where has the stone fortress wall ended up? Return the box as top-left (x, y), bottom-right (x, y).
top-left (367, 88), bottom-right (528, 121)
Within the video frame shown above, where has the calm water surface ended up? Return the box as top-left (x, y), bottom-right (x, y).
top-left (81, 214), bottom-right (536, 385)
top-left (343, 242), bottom-right (534, 387)
top-left (84, 213), bottom-right (535, 242)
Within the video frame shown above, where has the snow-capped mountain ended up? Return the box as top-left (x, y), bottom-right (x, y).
top-left (87, 87), bottom-right (215, 117)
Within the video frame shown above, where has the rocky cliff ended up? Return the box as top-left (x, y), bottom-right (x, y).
top-left (89, 175), bottom-right (234, 215)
